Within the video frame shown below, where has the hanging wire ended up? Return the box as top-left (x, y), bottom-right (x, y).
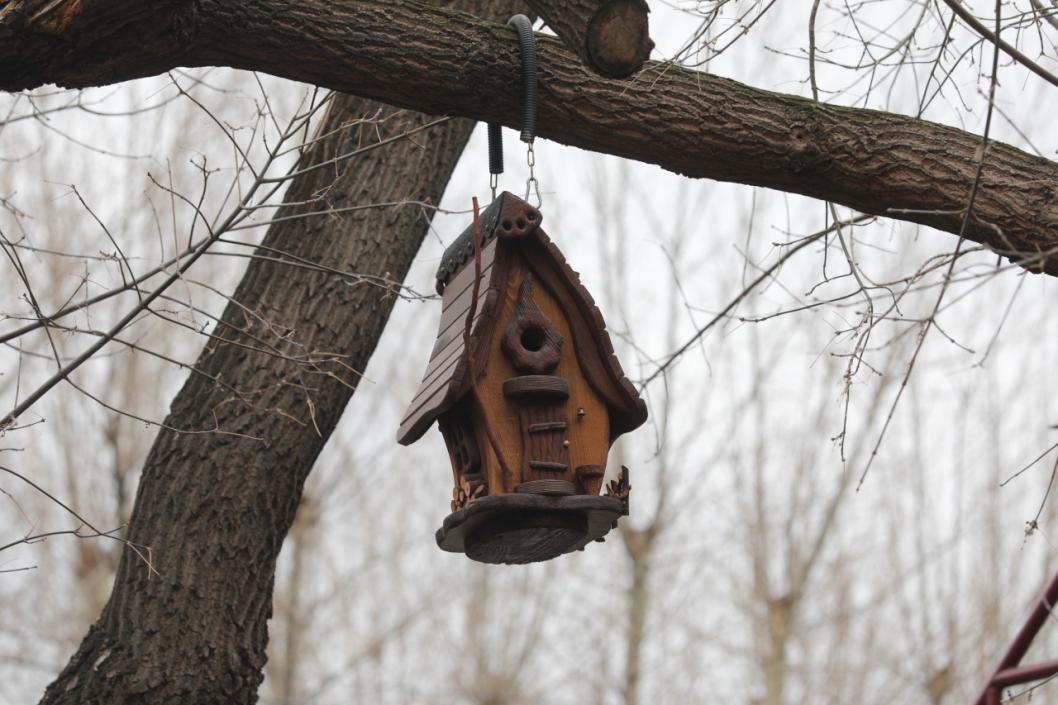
top-left (486, 14), bottom-right (541, 206)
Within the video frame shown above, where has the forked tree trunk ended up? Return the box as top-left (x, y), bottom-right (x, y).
top-left (38, 96), bottom-right (472, 705)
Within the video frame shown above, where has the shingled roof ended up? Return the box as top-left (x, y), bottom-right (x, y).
top-left (397, 192), bottom-right (646, 445)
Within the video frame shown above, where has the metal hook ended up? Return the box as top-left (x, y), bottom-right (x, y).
top-left (525, 142), bottom-right (541, 208)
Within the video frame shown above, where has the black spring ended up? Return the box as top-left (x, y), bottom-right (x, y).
top-left (506, 14), bottom-right (537, 144)
top-left (487, 122), bottom-right (504, 175)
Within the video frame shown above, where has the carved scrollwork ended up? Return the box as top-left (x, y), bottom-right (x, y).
top-left (501, 275), bottom-right (563, 374)
top-left (605, 466), bottom-right (631, 519)
top-left (451, 476), bottom-right (487, 513)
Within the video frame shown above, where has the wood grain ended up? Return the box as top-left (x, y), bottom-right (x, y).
top-left (526, 0), bottom-right (653, 78)
top-left (474, 257), bottom-right (612, 491)
top-left (397, 242), bottom-right (504, 445)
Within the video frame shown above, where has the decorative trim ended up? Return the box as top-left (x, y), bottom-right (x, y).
top-left (502, 375), bottom-right (570, 401)
top-left (514, 479), bottom-right (577, 496)
top-left (605, 466), bottom-right (631, 518)
top-left (435, 192), bottom-right (542, 292)
top-left (501, 275), bottom-right (563, 374)
top-left (575, 464), bottom-right (606, 496)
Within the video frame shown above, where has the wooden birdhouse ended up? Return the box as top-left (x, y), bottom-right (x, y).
top-left (397, 192), bottom-right (647, 564)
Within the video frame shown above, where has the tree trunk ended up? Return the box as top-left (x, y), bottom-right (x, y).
top-left (621, 529), bottom-right (651, 705)
top-left (271, 492), bottom-right (315, 704)
top-left (37, 96), bottom-right (474, 704)
top-left (762, 595), bottom-right (792, 705)
top-left (2, 0), bottom-right (1058, 275)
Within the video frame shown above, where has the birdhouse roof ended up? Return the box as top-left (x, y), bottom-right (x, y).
top-left (397, 192), bottom-right (647, 445)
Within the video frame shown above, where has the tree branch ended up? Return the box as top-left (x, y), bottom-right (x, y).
top-left (3, 0), bottom-right (1058, 275)
top-left (940, 0), bottom-right (1058, 90)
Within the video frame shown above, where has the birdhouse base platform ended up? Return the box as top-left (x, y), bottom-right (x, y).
top-left (436, 493), bottom-right (625, 565)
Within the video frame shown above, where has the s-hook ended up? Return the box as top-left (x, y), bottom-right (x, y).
top-left (488, 14), bottom-right (541, 206)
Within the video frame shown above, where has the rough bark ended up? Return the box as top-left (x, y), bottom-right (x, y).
top-left (525, 0), bottom-right (652, 77)
top-left (2, 0), bottom-right (1057, 275)
top-left (36, 100), bottom-right (472, 705)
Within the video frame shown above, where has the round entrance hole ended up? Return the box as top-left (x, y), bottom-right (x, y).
top-left (520, 325), bottom-right (546, 352)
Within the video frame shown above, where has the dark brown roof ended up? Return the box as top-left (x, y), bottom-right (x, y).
top-left (433, 193), bottom-right (508, 294)
top-left (397, 192), bottom-right (647, 445)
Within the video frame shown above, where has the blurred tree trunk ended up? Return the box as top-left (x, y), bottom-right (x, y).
top-left (38, 3), bottom-right (519, 699)
top-left (620, 526), bottom-right (652, 705)
top-left (268, 492), bottom-right (316, 705)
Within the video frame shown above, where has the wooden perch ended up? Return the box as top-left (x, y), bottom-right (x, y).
top-left (525, 0), bottom-right (653, 78)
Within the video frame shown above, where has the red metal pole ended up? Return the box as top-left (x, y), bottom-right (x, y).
top-left (973, 568), bottom-right (1058, 705)
top-left (992, 658), bottom-right (1058, 688)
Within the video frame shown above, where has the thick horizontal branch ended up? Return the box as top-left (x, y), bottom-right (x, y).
top-left (3, 0), bottom-right (1058, 275)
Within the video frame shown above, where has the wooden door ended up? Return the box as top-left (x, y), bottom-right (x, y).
top-left (519, 404), bottom-right (570, 482)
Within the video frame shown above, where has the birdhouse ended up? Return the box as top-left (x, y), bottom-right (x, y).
top-left (397, 192), bottom-right (647, 564)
